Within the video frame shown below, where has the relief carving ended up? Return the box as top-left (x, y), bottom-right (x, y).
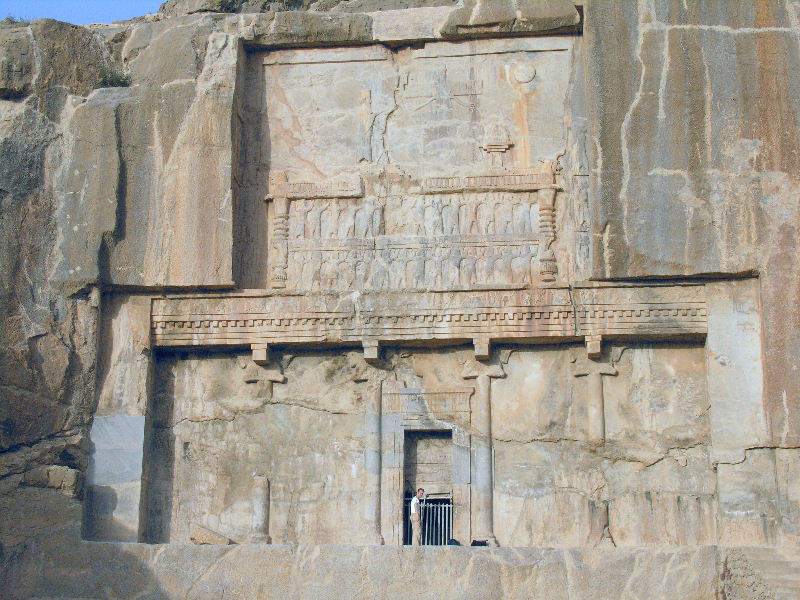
top-left (383, 388), bottom-right (473, 426)
top-left (151, 285), bottom-right (708, 363)
top-left (282, 185), bottom-right (551, 291)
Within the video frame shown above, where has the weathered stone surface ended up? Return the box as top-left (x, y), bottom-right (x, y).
top-left (0, 27), bottom-right (34, 99)
top-left (585, 0), bottom-right (800, 445)
top-left (160, 0), bottom-right (456, 19)
top-left (143, 350), bottom-right (376, 544)
top-left (718, 449), bottom-right (780, 546)
top-left (28, 19), bottom-right (109, 101)
top-left (96, 294), bottom-right (152, 416)
top-left (776, 448), bottom-right (800, 545)
top-left (1, 541), bottom-right (720, 599)
top-left (160, 0), bottom-right (241, 17)
top-left (190, 525), bottom-right (233, 545)
top-left (722, 546), bottom-right (800, 600)
top-left (265, 10), bottom-right (373, 45)
top-left (108, 21), bottom-right (236, 287)
top-left (0, 487), bottom-right (82, 550)
top-left (705, 279), bottom-right (768, 464)
top-left (440, 0), bottom-right (580, 38)
top-left (1, 2), bottom-right (799, 597)
top-left (83, 415), bottom-right (146, 541)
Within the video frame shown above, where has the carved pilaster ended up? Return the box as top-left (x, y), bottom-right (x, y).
top-left (269, 196), bottom-right (289, 289)
top-left (365, 380), bottom-right (384, 544)
top-left (251, 475), bottom-right (271, 543)
top-left (571, 339), bottom-right (619, 445)
top-left (538, 186), bottom-right (557, 282)
top-left (462, 358), bottom-right (505, 546)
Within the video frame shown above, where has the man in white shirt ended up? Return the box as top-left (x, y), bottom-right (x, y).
top-left (410, 488), bottom-right (424, 546)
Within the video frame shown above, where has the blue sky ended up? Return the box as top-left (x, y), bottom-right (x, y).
top-left (1, 1), bottom-right (163, 25)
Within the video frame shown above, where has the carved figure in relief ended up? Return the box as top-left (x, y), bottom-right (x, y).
top-left (529, 203), bottom-right (539, 235)
top-left (424, 201), bottom-right (443, 237)
top-left (475, 249), bottom-right (489, 283)
top-left (407, 258), bottom-right (424, 288)
top-left (445, 249), bottom-right (461, 287)
top-left (380, 250), bottom-right (390, 284)
top-left (460, 254), bottom-right (477, 286)
top-left (477, 202), bottom-right (494, 234)
top-left (354, 204), bottom-right (372, 238)
top-left (291, 202), bottom-right (306, 239)
top-left (320, 205), bottom-right (337, 239)
top-left (511, 251), bottom-right (529, 284)
top-left (458, 203), bottom-right (474, 234)
top-left (371, 261), bottom-right (388, 289)
top-left (389, 252), bottom-right (406, 289)
top-left (339, 260), bottom-right (354, 289)
top-left (301, 255), bottom-right (316, 289)
top-left (496, 199), bottom-right (513, 234)
top-left (425, 256), bottom-right (440, 288)
top-left (372, 206), bottom-right (383, 236)
top-left (401, 197), bottom-right (422, 236)
top-left (577, 222), bottom-right (590, 269)
top-left (320, 259), bottom-right (338, 289)
top-left (338, 203), bottom-right (356, 238)
top-left (442, 202), bottom-right (459, 236)
top-left (354, 260), bottom-right (369, 289)
top-left (307, 204), bottom-right (322, 239)
top-left (512, 203), bottom-right (530, 234)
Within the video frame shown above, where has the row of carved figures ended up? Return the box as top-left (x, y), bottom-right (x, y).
top-left (286, 246), bottom-right (542, 290)
top-left (289, 193), bottom-right (542, 240)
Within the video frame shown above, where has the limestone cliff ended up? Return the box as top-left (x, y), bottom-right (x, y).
top-left (1, 2), bottom-right (799, 598)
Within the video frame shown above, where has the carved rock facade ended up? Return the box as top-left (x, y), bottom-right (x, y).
top-left (1, 1), bottom-right (799, 598)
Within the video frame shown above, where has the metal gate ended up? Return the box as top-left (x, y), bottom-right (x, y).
top-left (403, 492), bottom-right (453, 545)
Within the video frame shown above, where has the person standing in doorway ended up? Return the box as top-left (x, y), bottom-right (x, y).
top-left (410, 488), bottom-right (424, 546)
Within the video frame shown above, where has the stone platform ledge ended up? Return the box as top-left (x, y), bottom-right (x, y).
top-left (1, 541), bottom-right (724, 599)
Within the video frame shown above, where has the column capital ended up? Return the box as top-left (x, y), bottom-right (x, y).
top-left (462, 357), bottom-right (505, 380)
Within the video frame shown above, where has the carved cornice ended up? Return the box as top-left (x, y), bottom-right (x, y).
top-left (151, 284), bottom-right (708, 360)
top-left (267, 172), bottom-right (364, 201)
top-left (422, 170), bottom-right (555, 194)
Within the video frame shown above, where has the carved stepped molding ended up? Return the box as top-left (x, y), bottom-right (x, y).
top-left (151, 284), bottom-right (707, 361)
top-left (422, 170), bottom-right (555, 194)
top-left (267, 173), bottom-right (365, 200)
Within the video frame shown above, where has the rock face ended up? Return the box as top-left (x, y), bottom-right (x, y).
top-left (1, 1), bottom-right (799, 598)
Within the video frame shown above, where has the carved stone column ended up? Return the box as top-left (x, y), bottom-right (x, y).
top-left (571, 336), bottom-right (618, 444)
top-left (538, 187), bottom-right (557, 281)
top-left (269, 195), bottom-right (289, 288)
top-left (366, 381), bottom-right (384, 543)
top-left (462, 359), bottom-right (505, 546)
top-left (251, 475), bottom-right (271, 543)
top-left (354, 359), bottom-right (383, 544)
top-left (363, 380), bottom-right (384, 544)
